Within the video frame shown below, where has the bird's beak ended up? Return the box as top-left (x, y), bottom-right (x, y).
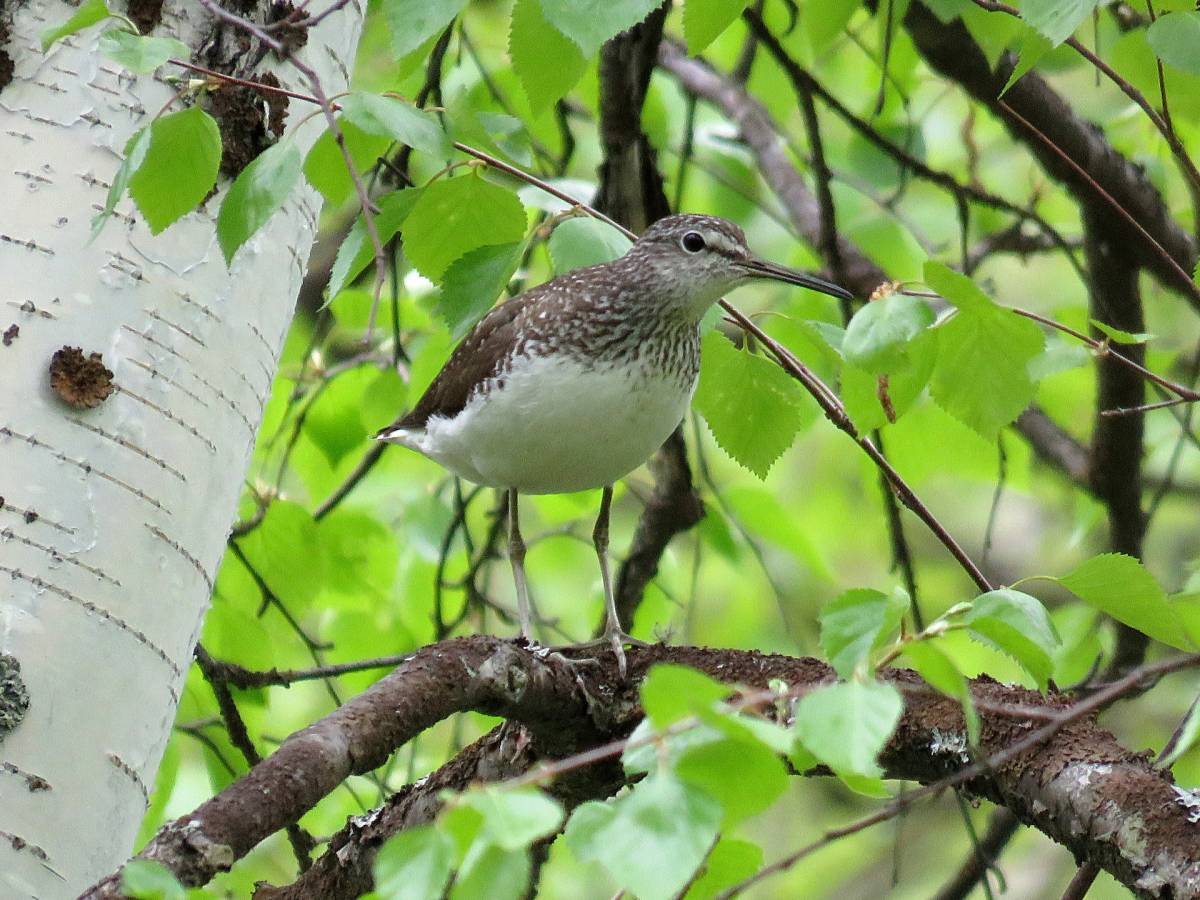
top-left (737, 257), bottom-right (854, 301)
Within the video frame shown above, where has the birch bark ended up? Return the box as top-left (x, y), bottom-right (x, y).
top-left (0, 2), bottom-right (360, 894)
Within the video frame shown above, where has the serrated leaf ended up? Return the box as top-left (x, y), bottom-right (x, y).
top-left (1091, 319), bottom-right (1155, 345)
top-left (819, 588), bottom-right (908, 678)
top-left (510, 0), bottom-right (588, 113)
top-left (965, 589), bottom-right (1060, 690)
top-left (923, 260), bottom-right (994, 314)
top-left (1147, 11), bottom-right (1200, 75)
top-left (547, 217), bottom-right (633, 274)
top-left (128, 106), bottom-right (222, 234)
top-left (540, 0), bottom-right (664, 55)
top-left (437, 242), bottom-right (524, 338)
top-left (461, 786), bottom-right (565, 851)
top-left (217, 141), bottom-right (302, 264)
top-left (303, 121), bottom-right (390, 206)
top-left (925, 262), bottom-right (1043, 438)
top-left (641, 664), bottom-right (730, 727)
top-left (339, 92), bottom-right (451, 159)
top-left (119, 860), bottom-right (185, 900)
top-left (622, 719), bottom-right (726, 777)
top-left (794, 680), bottom-right (903, 783)
top-left (401, 174), bottom-right (528, 281)
top-left (840, 330), bottom-right (936, 431)
top-left (373, 826), bottom-right (454, 900)
top-left (842, 294), bottom-right (935, 374)
top-left (683, 0), bottom-right (751, 53)
top-left (92, 125), bottom-right (151, 239)
top-left (328, 189), bottom-right (421, 299)
top-left (42, 0), bottom-right (111, 50)
top-left (565, 774), bottom-right (722, 900)
top-left (1021, 0), bottom-right (1098, 45)
top-left (695, 332), bottom-right (815, 479)
top-left (902, 640), bottom-right (980, 745)
top-left (382, 0), bottom-right (467, 58)
top-left (98, 29), bottom-right (189, 73)
top-left (1058, 553), bottom-right (1192, 650)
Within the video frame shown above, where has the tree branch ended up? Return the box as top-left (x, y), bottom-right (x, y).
top-left (85, 640), bottom-right (1200, 899)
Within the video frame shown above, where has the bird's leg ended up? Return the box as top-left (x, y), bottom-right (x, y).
top-left (507, 488), bottom-right (533, 641)
top-left (593, 484), bottom-right (647, 677)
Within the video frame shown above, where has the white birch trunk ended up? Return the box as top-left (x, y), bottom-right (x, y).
top-left (0, 2), bottom-right (361, 895)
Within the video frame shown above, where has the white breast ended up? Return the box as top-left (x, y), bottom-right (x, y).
top-left (395, 354), bottom-right (694, 494)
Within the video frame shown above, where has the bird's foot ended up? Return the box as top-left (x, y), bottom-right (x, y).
top-left (552, 630), bottom-right (649, 680)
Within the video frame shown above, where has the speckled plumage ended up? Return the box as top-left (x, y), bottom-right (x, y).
top-left (374, 213), bottom-right (851, 660)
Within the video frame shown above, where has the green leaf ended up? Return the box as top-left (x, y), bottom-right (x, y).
top-left (1090, 320), bottom-right (1155, 345)
top-left (548, 217), bottom-right (633, 274)
top-left (510, 0), bottom-right (588, 113)
top-left (42, 0), bottom-right (112, 50)
top-left (437, 242), bottom-right (524, 338)
top-left (683, 0), bottom-right (751, 53)
top-left (1057, 553), bottom-right (1191, 650)
top-left (216, 141), bottom-right (302, 264)
top-left (695, 332), bottom-right (815, 479)
top-left (540, 0), bottom-right (665, 55)
top-left (401, 174), bottom-right (528, 281)
top-left (794, 680), bottom-right (903, 783)
top-left (303, 121), bottom-right (390, 206)
top-left (819, 588), bottom-right (908, 679)
top-left (842, 294), bottom-right (935, 374)
top-left (965, 589), bottom-right (1060, 690)
top-left (1021, 0), bottom-right (1098, 45)
top-left (449, 844), bottom-right (529, 900)
top-left (622, 719), bottom-right (726, 777)
top-left (382, 0), bottom-right (468, 58)
top-left (925, 262), bottom-right (1044, 438)
top-left (565, 774), bottom-right (722, 900)
top-left (373, 826), bottom-right (454, 900)
top-left (1001, 29), bottom-right (1053, 96)
top-left (338, 93), bottom-right (451, 159)
top-left (684, 838), bottom-right (763, 900)
top-left (236, 501), bottom-right (325, 607)
top-left (840, 330), bottom-right (936, 431)
top-left (119, 860), bottom-right (185, 900)
top-left (317, 510), bottom-right (399, 601)
top-left (1147, 11), bottom-right (1200, 75)
top-left (328, 189), bottom-right (422, 299)
top-left (128, 106), bottom-right (222, 235)
top-left (98, 29), bottom-right (189, 73)
top-left (92, 125), bottom-right (152, 239)
top-left (676, 736), bottom-right (788, 826)
top-left (641, 664), bottom-right (730, 727)
top-left (902, 640), bottom-right (980, 745)
top-left (461, 786), bottom-right (565, 851)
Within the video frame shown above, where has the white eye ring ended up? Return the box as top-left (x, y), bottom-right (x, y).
top-left (681, 231), bottom-right (706, 253)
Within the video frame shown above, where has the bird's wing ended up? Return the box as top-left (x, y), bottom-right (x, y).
top-left (376, 287), bottom-right (547, 434)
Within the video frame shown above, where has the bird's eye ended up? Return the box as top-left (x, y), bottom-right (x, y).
top-left (681, 231), bottom-right (706, 253)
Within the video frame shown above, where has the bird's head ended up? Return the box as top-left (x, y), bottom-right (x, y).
top-left (624, 214), bottom-right (852, 319)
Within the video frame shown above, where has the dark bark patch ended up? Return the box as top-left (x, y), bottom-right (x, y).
top-left (2, 323), bottom-right (17, 346)
top-left (0, 16), bottom-right (14, 92)
top-left (49, 346), bottom-right (115, 409)
top-left (126, 0), bottom-right (165, 34)
top-left (267, 2), bottom-right (308, 58)
top-left (207, 74), bottom-right (289, 177)
top-left (0, 653), bottom-right (30, 741)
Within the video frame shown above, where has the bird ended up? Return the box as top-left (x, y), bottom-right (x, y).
top-left (376, 213), bottom-right (852, 673)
